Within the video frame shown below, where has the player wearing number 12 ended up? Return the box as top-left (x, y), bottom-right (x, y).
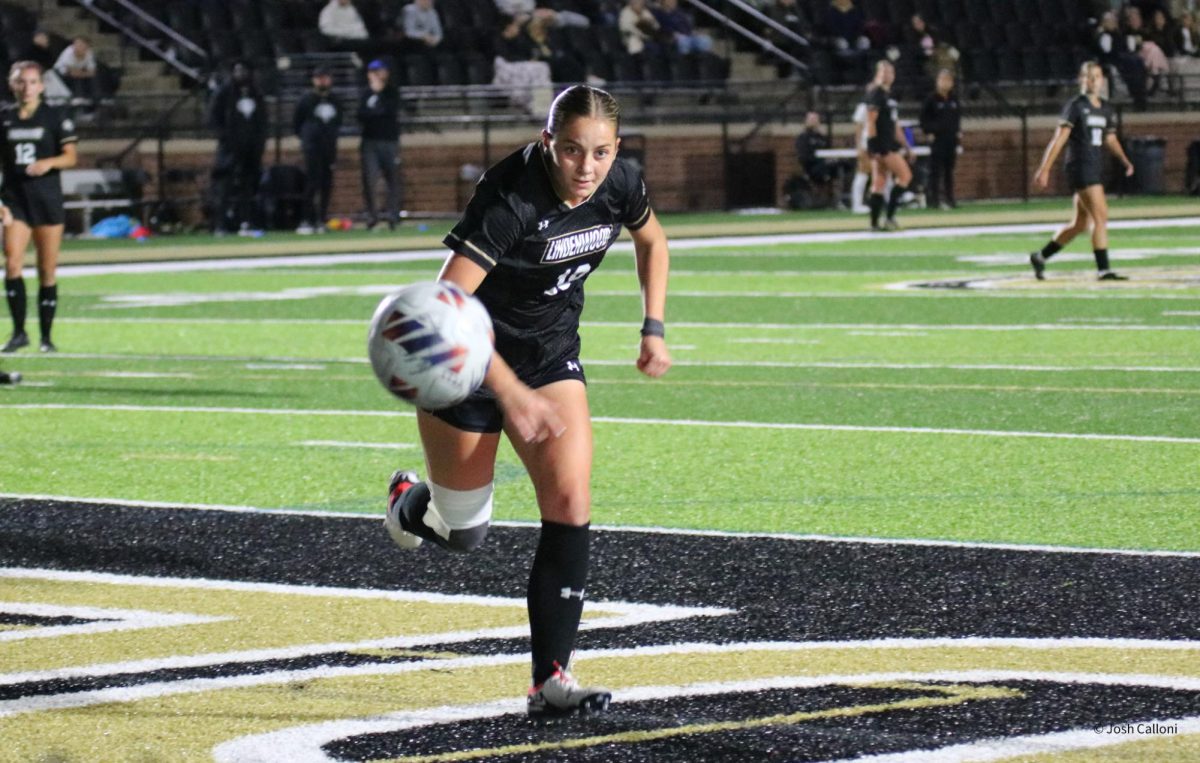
top-left (1029, 61), bottom-right (1134, 282)
top-left (1, 61), bottom-right (77, 353)
top-left (382, 85), bottom-right (672, 718)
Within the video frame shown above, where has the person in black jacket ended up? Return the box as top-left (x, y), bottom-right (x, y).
top-left (919, 68), bottom-right (961, 209)
top-left (358, 59), bottom-right (400, 231)
top-left (208, 61), bottom-right (268, 235)
top-left (293, 67), bottom-right (343, 234)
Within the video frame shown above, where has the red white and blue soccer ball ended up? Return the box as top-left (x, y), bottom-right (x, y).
top-left (367, 281), bottom-right (493, 410)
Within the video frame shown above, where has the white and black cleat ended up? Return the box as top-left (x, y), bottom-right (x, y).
top-left (384, 469), bottom-right (425, 550)
top-left (527, 663), bottom-right (612, 721)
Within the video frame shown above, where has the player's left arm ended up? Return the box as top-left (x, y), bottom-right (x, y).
top-left (26, 141), bottom-right (77, 178)
top-left (1105, 131), bottom-right (1135, 176)
top-left (630, 209), bottom-right (671, 379)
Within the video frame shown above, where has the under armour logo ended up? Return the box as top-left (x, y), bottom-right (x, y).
top-left (566, 360), bottom-right (580, 372)
top-left (560, 587), bottom-right (585, 600)
top-left (538, 220), bottom-right (550, 231)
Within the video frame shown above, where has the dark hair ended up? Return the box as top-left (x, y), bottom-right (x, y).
top-left (545, 85), bottom-right (620, 136)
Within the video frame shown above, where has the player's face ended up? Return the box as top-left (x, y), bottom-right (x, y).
top-left (9, 67), bottom-right (44, 104)
top-left (1080, 65), bottom-right (1103, 96)
top-left (542, 116), bottom-right (620, 206)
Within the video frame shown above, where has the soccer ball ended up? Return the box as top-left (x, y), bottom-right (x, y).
top-left (367, 281), bottom-right (493, 410)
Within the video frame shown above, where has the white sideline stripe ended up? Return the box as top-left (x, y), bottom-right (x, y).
top-left (211, 666), bottom-right (1200, 763)
top-left (47, 216), bottom-right (1200, 277)
top-left (0, 568), bottom-right (729, 690)
top-left (3, 493), bottom-right (1199, 559)
top-left (3, 403), bottom-right (1198, 445)
top-left (0, 602), bottom-right (228, 643)
top-left (296, 440), bottom-right (417, 450)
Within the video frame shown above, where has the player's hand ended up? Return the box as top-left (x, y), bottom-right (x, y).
top-left (1124, 162), bottom-right (1135, 177)
top-left (636, 335), bottom-right (671, 378)
top-left (0, 205), bottom-right (11, 226)
top-left (25, 160), bottom-right (51, 177)
top-left (498, 383), bottom-right (566, 444)
top-left (1034, 169), bottom-right (1050, 189)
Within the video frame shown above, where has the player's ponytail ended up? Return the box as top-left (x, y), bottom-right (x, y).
top-left (545, 85), bottom-right (620, 137)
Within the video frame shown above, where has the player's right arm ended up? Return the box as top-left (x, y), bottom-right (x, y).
top-left (1034, 125), bottom-right (1071, 189)
top-left (437, 252), bottom-right (565, 444)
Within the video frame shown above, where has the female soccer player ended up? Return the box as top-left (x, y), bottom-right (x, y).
top-left (864, 59), bottom-right (913, 232)
top-left (384, 85), bottom-right (672, 718)
top-left (2, 61), bottom-right (77, 353)
top-left (1030, 61), bottom-right (1134, 281)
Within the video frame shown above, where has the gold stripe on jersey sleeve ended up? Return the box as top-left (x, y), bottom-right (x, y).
top-left (447, 233), bottom-right (497, 267)
top-left (629, 205), bottom-right (651, 229)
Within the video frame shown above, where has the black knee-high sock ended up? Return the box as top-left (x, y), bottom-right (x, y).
top-left (528, 521), bottom-right (590, 685)
top-left (868, 193), bottom-right (884, 228)
top-left (5, 278), bottom-right (26, 334)
top-left (886, 184), bottom-right (908, 220)
top-left (1040, 240), bottom-right (1063, 260)
top-left (1094, 248), bottom-right (1110, 271)
top-left (38, 285), bottom-right (57, 341)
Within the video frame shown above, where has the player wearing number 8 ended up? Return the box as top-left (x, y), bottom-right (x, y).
top-left (1, 61), bottom-right (77, 353)
top-left (1029, 61), bottom-right (1135, 282)
top-left (381, 85), bottom-right (672, 718)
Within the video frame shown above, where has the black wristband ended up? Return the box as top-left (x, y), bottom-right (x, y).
top-left (640, 317), bottom-right (665, 338)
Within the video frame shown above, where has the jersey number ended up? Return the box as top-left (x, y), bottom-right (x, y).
top-left (1091, 128), bottom-right (1102, 147)
top-left (14, 142), bottom-right (35, 165)
top-left (544, 264), bottom-right (591, 297)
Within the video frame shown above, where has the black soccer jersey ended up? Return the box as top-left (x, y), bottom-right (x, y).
top-left (444, 141), bottom-right (651, 382)
top-left (866, 85), bottom-right (899, 152)
top-left (1059, 94), bottom-right (1115, 172)
top-left (0, 102), bottom-right (77, 185)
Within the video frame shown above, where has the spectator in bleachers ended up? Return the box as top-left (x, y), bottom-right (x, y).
top-left (1095, 10), bottom-right (1148, 108)
top-left (764, 0), bottom-right (812, 77)
top-left (401, 0), bottom-right (445, 53)
top-left (495, 0), bottom-right (592, 27)
top-left (319, 0), bottom-right (371, 46)
top-left (1124, 5), bottom-right (1170, 93)
top-left (292, 67), bottom-right (344, 234)
top-left (492, 15), bottom-right (553, 113)
top-left (919, 68), bottom-right (961, 209)
top-left (526, 16), bottom-right (591, 82)
top-left (358, 59), bottom-right (401, 231)
top-left (619, 0), bottom-right (661, 55)
top-left (821, 0), bottom-right (870, 81)
top-left (53, 36), bottom-right (99, 106)
top-left (23, 31), bottom-right (71, 103)
top-left (1177, 10), bottom-right (1199, 57)
top-left (653, 0), bottom-right (713, 55)
top-left (207, 61), bottom-right (268, 236)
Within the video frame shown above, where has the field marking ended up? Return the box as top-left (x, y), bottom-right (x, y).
top-left (3, 402), bottom-right (1200, 445)
top-left (208, 664), bottom-right (1200, 763)
top-left (0, 567), bottom-right (729, 690)
top-left (297, 440), bottom-right (417, 450)
top-left (0, 602), bottom-right (228, 643)
top-left (3, 493), bottom-right (1199, 559)
top-left (589, 378), bottom-right (1200, 396)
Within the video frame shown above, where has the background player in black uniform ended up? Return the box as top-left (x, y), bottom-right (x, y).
top-left (919, 68), bottom-right (961, 210)
top-left (1030, 61), bottom-right (1134, 281)
top-left (2, 62), bottom-right (77, 353)
top-left (864, 59), bottom-right (914, 232)
top-left (0, 194), bottom-right (16, 380)
top-left (384, 85), bottom-right (671, 719)
top-left (207, 60), bottom-right (268, 236)
top-left (292, 67), bottom-right (343, 234)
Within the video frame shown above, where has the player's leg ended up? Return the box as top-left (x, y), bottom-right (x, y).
top-left (1031, 191), bottom-right (1090, 279)
top-left (868, 154), bottom-right (889, 229)
top-left (1079, 184), bottom-right (1122, 279)
top-left (385, 408), bottom-right (501, 551)
top-left (2, 219), bottom-right (32, 352)
top-left (31, 224), bottom-right (63, 352)
top-left (504, 379), bottom-right (610, 717)
top-left (883, 151), bottom-right (913, 227)
top-left (851, 151), bottom-right (870, 213)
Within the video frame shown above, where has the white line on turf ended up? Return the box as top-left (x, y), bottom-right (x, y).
top-left (2, 492), bottom-right (1198, 559)
top-left (297, 440), bottom-right (416, 450)
top-left (3, 403), bottom-right (1199, 445)
top-left (0, 602), bottom-right (228, 643)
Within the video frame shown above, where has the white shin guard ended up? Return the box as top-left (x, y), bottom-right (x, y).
top-left (425, 481), bottom-right (494, 552)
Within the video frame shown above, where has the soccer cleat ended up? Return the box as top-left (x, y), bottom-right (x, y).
top-left (1029, 252), bottom-right (1046, 280)
top-left (883, 218), bottom-right (901, 231)
top-left (527, 663), bottom-right (611, 720)
top-left (39, 339), bottom-right (56, 353)
top-left (0, 370), bottom-right (19, 385)
top-left (2, 331), bottom-right (29, 353)
top-left (1098, 270), bottom-right (1128, 281)
top-left (384, 469), bottom-right (424, 549)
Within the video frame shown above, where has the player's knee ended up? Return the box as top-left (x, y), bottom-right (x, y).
top-left (427, 481), bottom-right (494, 553)
top-left (536, 485), bottom-right (590, 525)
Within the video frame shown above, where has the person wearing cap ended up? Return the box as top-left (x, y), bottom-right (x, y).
top-left (292, 67), bottom-right (343, 234)
top-left (358, 59), bottom-right (400, 231)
